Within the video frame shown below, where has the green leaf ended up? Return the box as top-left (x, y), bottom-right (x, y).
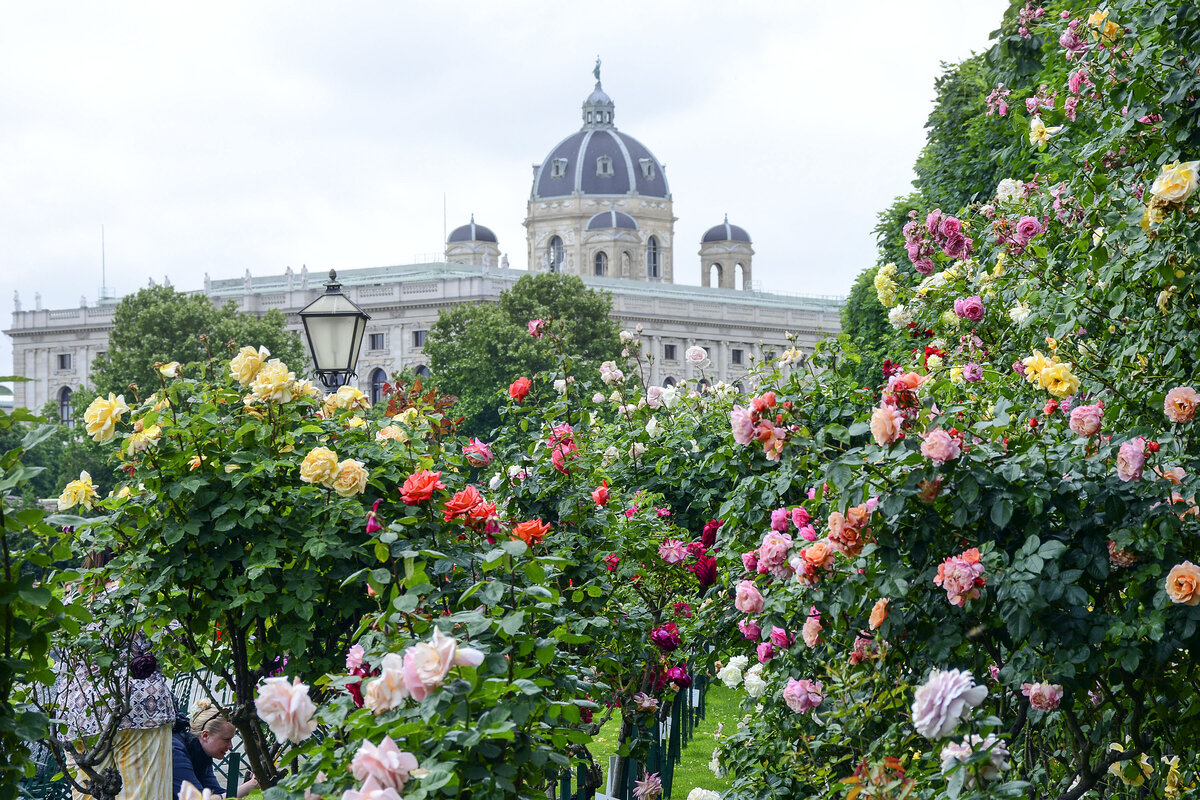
top-left (990, 497), bottom-right (1012, 529)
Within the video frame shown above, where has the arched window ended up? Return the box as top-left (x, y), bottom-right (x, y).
top-left (369, 368), bottom-right (387, 406)
top-left (708, 263), bottom-right (722, 287)
top-left (594, 251), bottom-right (608, 277)
top-left (736, 263), bottom-right (748, 290)
top-left (547, 236), bottom-right (564, 273)
top-left (646, 236), bottom-right (660, 279)
top-left (663, 377), bottom-right (676, 388)
top-left (414, 364), bottom-right (431, 380)
top-left (58, 387), bottom-right (73, 425)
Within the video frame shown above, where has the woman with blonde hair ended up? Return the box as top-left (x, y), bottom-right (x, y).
top-left (171, 698), bottom-right (257, 798)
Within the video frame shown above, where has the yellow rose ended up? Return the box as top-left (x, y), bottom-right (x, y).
top-left (393, 407), bottom-right (419, 426)
top-left (111, 485), bottom-right (132, 500)
top-left (1107, 743), bottom-right (1152, 786)
top-left (58, 471), bottom-right (98, 511)
top-left (293, 379), bottom-right (321, 398)
top-left (1029, 116), bottom-right (1063, 148)
top-left (873, 263), bottom-right (899, 307)
top-left (84, 393), bottom-right (131, 443)
top-left (925, 354), bottom-right (943, 373)
top-left (229, 345), bottom-right (271, 386)
top-left (300, 446), bottom-right (340, 487)
top-left (1022, 350), bottom-right (1053, 385)
top-left (347, 416), bottom-right (367, 428)
top-left (1039, 362), bottom-right (1081, 398)
top-left (376, 425), bottom-right (409, 443)
top-left (949, 366), bottom-right (964, 385)
top-left (1150, 161), bottom-right (1200, 205)
top-left (126, 423), bottom-right (163, 453)
top-left (249, 359), bottom-right (296, 403)
top-left (940, 310), bottom-right (961, 328)
top-left (323, 385), bottom-right (371, 414)
top-left (1087, 9), bottom-right (1108, 27)
top-left (332, 459), bottom-right (369, 497)
top-left (156, 361), bottom-right (181, 378)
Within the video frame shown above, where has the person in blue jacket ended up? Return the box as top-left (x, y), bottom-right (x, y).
top-left (173, 698), bottom-right (258, 797)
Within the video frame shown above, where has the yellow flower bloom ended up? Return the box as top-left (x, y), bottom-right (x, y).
top-left (873, 263), bottom-right (899, 307)
top-left (376, 425), bottom-right (409, 443)
top-left (293, 379), bottom-right (321, 398)
top-left (229, 345), bottom-right (271, 386)
top-left (84, 393), bottom-right (131, 443)
top-left (224, 463), bottom-right (241, 473)
top-left (949, 367), bottom-right (964, 385)
top-left (323, 385), bottom-right (371, 414)
top-left (58, 471), bottom-right (98, 511)
top-left (299, 446), bottom-right (340, 487)
top-left (1022, 351), bottom-right (1053, 384)
top-left (332, 459), bottom-right (369, 497)
top-left (1150, 160), bottom-right (1200, 205)
top-left (188, 455), bottom-right (203, 470)
top-left (1107, 743), bottom-right (1152, 786)
top-left (1039, 362), bottom-right (1081, 398)
top-left (393, 407), bottom-right (419, 426)
top-left (111, 485), bottom-right (132, 500)
top-left (156, 361), bottom-right (181, 378)
top-left (347, 416), bottom-right (367, 428)
top-left (1029, 116), bottom-right (1063, 148)
top-left (126, 423), bottom-right (163, 453)
top-left (249, 359), bottom-right (296, 403)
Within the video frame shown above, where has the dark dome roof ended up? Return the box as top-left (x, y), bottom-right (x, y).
top-left (586, 210), bottom-right (638, 231)
top-left (447, 216), bottom-right (497, 243)
top-left (702, 217), bottom-right (751, 243)
top-left (532, 131), bottom-right (669, 200)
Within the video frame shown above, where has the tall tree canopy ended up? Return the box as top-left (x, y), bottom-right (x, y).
top-left (89, 285), bottom-right (306, 397)
top-left (425, 273), bottom-right (622, 435)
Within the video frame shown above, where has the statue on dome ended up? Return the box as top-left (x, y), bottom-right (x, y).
top-left (593, 57), bottom-right (601, 83)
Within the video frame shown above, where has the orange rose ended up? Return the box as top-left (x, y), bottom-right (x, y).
top-left (869, 598), bottom-right (889, 631)
top-left (443, 486), bottom-right (484, 521)
top-left (400, 470), bottom-right (446, 505)
top-left (512, 518), bottom-right (550, 547)
top-left (1164, 386), bottom-right (1199, 424)
top-left (1165, 560), bottom-right (1200, 606)
top-left (509, 377), bottom-right (532, 404)
top-left (846, 504), bottom-right (871, 530)
top-left (801, 540), bottom-right (836, 569)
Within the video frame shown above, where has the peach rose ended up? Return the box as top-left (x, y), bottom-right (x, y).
top-left (734, 580), bottom-right (764, 613)
top-left (333, 459), bottom-right (370, 498)
top-left (1116, 438), bottom-right (1146, 482)
top-left (364, 653), bottom-right (409, 714)
top-left (801, 615), bottom-right (822, 648)
top-left (1164, 386), bottom-right (1199, 423)
top-left (254, 676), bottom-right (317, 743)
top-left (870, 405), bottom-right (905, 446)
top-left (400, 628), bottom-right (485, 701)
top-left (869, 598), bottom-right (889, 631)
top-left (1068, 403), bottom-right (1103, 437)
top-left (920, 428), bottom-right (961, 466)
top-left (801, 540), bottom-right (837, 570)
top-left (1165, 560), bottom-right (1200, 606)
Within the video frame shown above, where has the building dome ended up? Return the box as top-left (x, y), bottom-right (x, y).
top-left (531, 76), bottom-right (669, 201)
top-left (702, 215), bottom-right (752, 243)
top-left (447, 215), bottom-right (498, 243)
top-left (586, 210), bottom-right (638, 230)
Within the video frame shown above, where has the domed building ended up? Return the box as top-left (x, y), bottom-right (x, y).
top-left (445, 215), bottom-right (501, 267)
top-left (700, 215), bottom-right (755, 290)
top-left (525, 70), bottom-right (675, 282)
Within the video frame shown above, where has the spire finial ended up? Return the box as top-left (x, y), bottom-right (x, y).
top-left (724, 212), bottom-right (729, 224)
top-left (593, 56), bottom-right (601, 83)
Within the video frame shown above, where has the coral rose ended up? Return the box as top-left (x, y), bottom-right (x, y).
top-left (254, 676), bottom-right (317, 743)
top-left (869, 598), bottom-right (890, 630)
top-left (442, 486), bottom-right (484, 521)
top-left (511, 518), bottom-right (550, 546)
top-left (1164, 386), bottom-right (1199, 423)
top-left (508, 376), bottom-right (532, 403)
top-left (332, 459), bottom-right (370, 498)
top-left (300, 446), bottom-right (340, 488)
top-left (592, 481), bottom-right (609, 507)
top-left (870, 405), bottom-right (904, 446)
top-left (1165, 560), bottom-right (1200, 606)
top-left (734, 580), bottom-right (764, 613)
top-left (801, 540), bottom-right (837, 570)
top-left (400, 470), bottom-right (445, 504)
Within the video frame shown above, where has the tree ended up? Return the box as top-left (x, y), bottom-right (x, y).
top-left (425, 273), bottom-right (622, 434)
top-left (89, 286), bottom-right (306, 397)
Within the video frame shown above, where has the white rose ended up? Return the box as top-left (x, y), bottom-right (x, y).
top-left (716, 662), bottom-right (744, 689)
top-left (645, 417), bottom-right (661, 438)
top-left (995, 178), bottom-right (1022, 204)
top-left (619, 330), bottom-right (635, 343)
top-left (685, 345), bottom-right (709, 367)
top-left (592, 392), bottom-right (606, 403)
top-left (743, 664), bottom-right (766, 698)
top-left (629, 442), bottom-right (647, 458)
top-left (1008, 303), bottom-right (1032, 325)
top-left (554, 379), bottom-right (567, 394)
top-left (888, 304), bottom-right (912, 329)
top-left (687, 790), bottom-right (721, 800)
top-left (488, 473), bottom-right (503, 491)
top-left (603, 446), bottom-right (619, 464)
top-left (660, 386), bottom-right (679, 409)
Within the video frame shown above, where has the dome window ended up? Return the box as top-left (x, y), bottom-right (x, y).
top-left (547, 236), bottom-right (564, 273)
top-left (646, 236), bottom-right (660, 279)
top-left (596, 156), bottom-right (613, 177)
top-left (594, 251), bottom-right (608, 276)
top-left (551, 158), bottom-right (568, 179)
top-left (639, 158), bottom-right (656, 180)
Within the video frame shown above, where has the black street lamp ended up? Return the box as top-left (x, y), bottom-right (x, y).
top-left (298, 269), bottom-right (371, 391)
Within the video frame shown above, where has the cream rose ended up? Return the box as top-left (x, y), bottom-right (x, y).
top-left (229, 345), bottom-right (270, 386)
top-left (300, 446), bottom-right (340, 487)
top-left (1149, 160), bottom-right (1200, 205)
top-left (364, 653), bottom-right (409, 714)
top-left (333, 459), bottom-right (370, 498)
top-left (249, 359), bottom-right (296, 403)
top-left (83, 393), bottom-right (131, 443)
top-left (254, 676), bottom-right (317, 743)
top-left (58, 470), bottom-right (98, 511)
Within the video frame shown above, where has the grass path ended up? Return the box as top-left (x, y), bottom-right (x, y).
top-left (588, 684), bottom-right (742, 797)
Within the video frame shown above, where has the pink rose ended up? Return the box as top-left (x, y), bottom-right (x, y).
top-left (783, 678), bottom-right (824, 714)
top-left (346, 644), bottom-right (365, 672)
top-left (738, 618), bottom-right (762, 640)
top-left (870, 405), bottom-right (905, 446)
top-left (952, 296), bottom-right (986, 322)
top-left (351, 736), bottom-right (419, 792)
top-left (921, 429), bottom-right (962, 466)
top-left (741, 550), bottom-right (759, 574)
top-left (1068, 403), bottom-right (1102, 437)
top-left (363, 653), bottom-right (408, 714)
top-left (1116, 437), bottom-right (1146, 482)
top-left (939, 217), bottom-right (962, 237)
top-left (791, 506), bottom-right (811, 529)
top-left (963, 363), bottom-right (984, 383)
top-left (796, 524), bottom-right (818, 542)
top-left (769, 508), bottom-right (790, 532)
top-left (757, 532), bottom-right (793, 571)
top-left (1014, 215), bottom-right (1044, 243)
top-left (756, 641), bottom-right (774, 663)
top-left (527, 319), bottom-right (546, 338)
top-left (801, 615), bottom-right (822, 648)
top-left (659, 539), bottom-right (687, 564)
top-left (730, 406), bottom-right (754, 445)
top-left (342, 776), bottom-right (403, 800)
top-left (255, 676), bottom-right (317, 743)
top-left (399, 628), bottom-right (485, 701)
top-left (911, 669), bottom-right (987, 739)
top-left (1164, 386), bottom-right (1199, 423)
top-left (646, 386), bottom-right (664, 409)
top-left (734, 580), bottom-right (764, 613)
top-left (1021, 682), bottom-right (1063, 711)
top-left (462, 438), bottom-right (494, 467)
top-left (769, 626), bottom-right (791, 648)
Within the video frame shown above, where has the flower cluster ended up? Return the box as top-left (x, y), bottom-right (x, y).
top-left (362, 629), bottom-right (484, 713)
top-left (730, 391), bottom-right (789, 460)
top-left (934, 548), bottom-right (985, 607)
top-left (299, 446), bottom-right (369, 497)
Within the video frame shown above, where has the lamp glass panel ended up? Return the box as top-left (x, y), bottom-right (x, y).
top-left (306, 315), bottom-right (359, 372)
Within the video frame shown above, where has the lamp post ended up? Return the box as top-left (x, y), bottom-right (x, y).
top-left (298, 269), bottom-right (371, 392)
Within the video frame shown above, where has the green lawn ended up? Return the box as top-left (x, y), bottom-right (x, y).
top-left (588, 684), bottom-right (742, 797)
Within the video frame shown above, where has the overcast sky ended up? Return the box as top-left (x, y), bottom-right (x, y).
top-left (1, 0), bottom-right (1010, 375)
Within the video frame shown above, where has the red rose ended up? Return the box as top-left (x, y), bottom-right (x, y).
top-left (400, 469), bottom-right (445, 505)
top-left (592, 481), bottom-right (609, 507)
top-left (511, 518), bottom-right (550, 546)
top-left (443, 485), bottom-right (483, 521)
top-left (509, 377), bottom-right (532, 403)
